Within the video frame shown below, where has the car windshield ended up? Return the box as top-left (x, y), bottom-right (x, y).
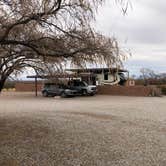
top-left (77, 81), bottom-right (88, 86)
top-left (82, 81), bottom-right (88, 86)
top-left (68, 81), bottom-right (88, 87)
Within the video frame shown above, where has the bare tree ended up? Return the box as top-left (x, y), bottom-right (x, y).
top-left (0, 0), bottom-right (128, 91)
top-left (0, 0), bottom-right (107, 48)
top-left (140, 68), bottom-right (157, 86)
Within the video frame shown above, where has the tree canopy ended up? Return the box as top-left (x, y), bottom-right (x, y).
top-left (0, 0), bottom-right (128, 91)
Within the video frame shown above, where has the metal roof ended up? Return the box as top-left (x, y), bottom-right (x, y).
top-left (27, 73), bottom-right (96, 79)
top-left (65, 68), bottom-right (128, 73)
top-left (27, 74), bottom-right (76, 79)
top-left (27, 68), bottom-right (128, 79)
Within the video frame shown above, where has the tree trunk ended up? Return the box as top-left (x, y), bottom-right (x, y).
top-left (0, 79), bottom-right (6, 93)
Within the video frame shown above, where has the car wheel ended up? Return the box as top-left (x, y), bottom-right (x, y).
top-left (42, 91), bottom-right (48, 97)
top-left (61, 92), bottom-right (67, 98)
top-left (90, 92), bottom-right (95, 96)
top-left (82, 89), bottom-right (87, 96)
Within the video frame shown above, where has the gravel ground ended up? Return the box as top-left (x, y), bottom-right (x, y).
top-left (0, 92), bottom-right (166, 166)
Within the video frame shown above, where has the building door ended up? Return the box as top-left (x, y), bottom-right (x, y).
top-left (92, 76), bottom-right (96, 85)
top-left (104, 73), bottom-right (108, 80)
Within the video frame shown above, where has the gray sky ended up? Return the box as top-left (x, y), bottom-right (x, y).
top-left (95, 0), bottom-right (166, 75)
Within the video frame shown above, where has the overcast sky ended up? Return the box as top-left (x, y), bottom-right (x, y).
top-left (95, 0), bottom-right (166, 75)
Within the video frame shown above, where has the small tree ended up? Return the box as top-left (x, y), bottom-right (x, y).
top-left (140, 68), bottom-right (157, 86)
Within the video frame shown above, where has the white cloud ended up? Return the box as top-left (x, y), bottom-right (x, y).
top-left (95, 0), bottom-right (166, 75)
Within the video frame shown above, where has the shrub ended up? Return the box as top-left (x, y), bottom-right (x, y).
top-left (157, 86), bottom-right (166, 95)
top-left (4, 81), bottom-right (15, 89)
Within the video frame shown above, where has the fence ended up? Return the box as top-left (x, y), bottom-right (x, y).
top-left (15, 81), bottom-right (43, 92)
top-left (97, 85), bottom-right (160, 97)
top-left (15, 82), bottom-right (161, 96)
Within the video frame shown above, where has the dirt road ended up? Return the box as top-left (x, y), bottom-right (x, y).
top-left (0, 92), bottom-right (166, 166)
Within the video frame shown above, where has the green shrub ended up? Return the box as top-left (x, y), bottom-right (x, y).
top-left (4, 81), bottom-right (15, 89)
top-left (157, 86), bottom-right (166, 95)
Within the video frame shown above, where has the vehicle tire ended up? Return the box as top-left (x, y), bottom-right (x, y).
top-left (42, 91), bottom-right (48, 97)
top-left (61, 92), bottom-right (67, 98)
top-left (90, 92), bottom-right (95, 96)
top-left (82, 89), bottom-right (87, 96)
top-left (50, 95), bottom-right (55, 97)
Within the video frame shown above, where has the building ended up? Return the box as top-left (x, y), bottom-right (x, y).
top-left (66, 68), bottom-right (129, 86)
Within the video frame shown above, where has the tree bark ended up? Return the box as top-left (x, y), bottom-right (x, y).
top-left (0, 79), bottom-right (6, 93)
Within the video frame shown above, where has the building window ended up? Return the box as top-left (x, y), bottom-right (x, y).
top-left (104, 73), bottom-right (108, 80)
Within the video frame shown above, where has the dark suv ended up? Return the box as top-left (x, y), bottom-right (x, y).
top-left (42, 83), bottom-right (61, 97)
top-left (42, 80), bottom-right (97, 97)
top-left (42, 83), bottom-right (77, 97)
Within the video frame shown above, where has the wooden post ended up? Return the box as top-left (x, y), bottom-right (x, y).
top-left (35, 77), bottom-right (38, 97)
top-left (127, 71), bottom-right (130, 86)
top-left (88, 74), bottom-right (91, 85)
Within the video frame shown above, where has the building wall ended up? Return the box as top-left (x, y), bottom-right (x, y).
top-left (96, 73), bottom-right (117, 85)
top-left (15, 81), bottom-right (43, 92)
top-left (97, 85), bottom-right (157, 96)
top-left (15, 81), bottom-right (156, 96)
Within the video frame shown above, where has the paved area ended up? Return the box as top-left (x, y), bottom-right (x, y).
top-left (0, 92), bottom-right (166, 166)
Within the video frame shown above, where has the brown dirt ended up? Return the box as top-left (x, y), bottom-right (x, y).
top-left (0, 92), bottom-right (166, 166)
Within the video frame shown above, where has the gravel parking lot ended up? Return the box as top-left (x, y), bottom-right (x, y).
top-left (0, 92), bottom-right (166, 166)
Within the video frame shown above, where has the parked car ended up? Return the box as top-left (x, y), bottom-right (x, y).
top-left (42, 83), bottom-right (62, 97)
top-left (68, 80), bottom-right (97, 96)
top-left (42, 83), bottom-right (77, 97)
top-left (42, 80), bottom-right (97, 97)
